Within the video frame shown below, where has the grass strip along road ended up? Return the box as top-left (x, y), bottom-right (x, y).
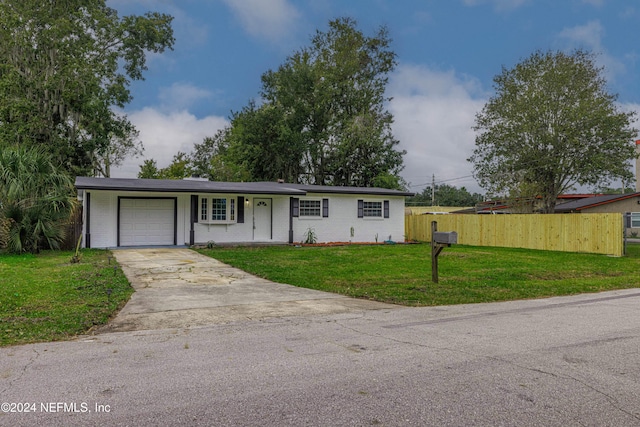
top-left (1, 250), bottom-right (132, 346)
top-left (3, 244), bottom-right (639, 346)
top-left (199, 243), bottom-right (640, 306)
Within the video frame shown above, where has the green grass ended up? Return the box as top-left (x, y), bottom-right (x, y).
top-left (0, 250), bottom-right (133, 346)
top-left (198, 244), bottom-right (640, 306)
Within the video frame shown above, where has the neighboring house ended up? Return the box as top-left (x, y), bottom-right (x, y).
top-left (553, 192), bottom-right (640, 214)
top-left (554, 192), bottom-right (640, 235)
top-left (453, 194), bottom-right (612, 214)
top-left (75, 177), bottom-right (414, 248)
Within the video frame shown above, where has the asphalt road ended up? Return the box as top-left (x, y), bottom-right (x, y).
top-left (2, 289), bottom-right (640, 426)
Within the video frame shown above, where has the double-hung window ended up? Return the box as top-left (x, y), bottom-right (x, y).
top-left (358, 199), bottom-right (390, 219)
top-left (291, 198), bottom-right (329, 218)
top-left (363, 201), bottom-right (383, 217)
top-left (631, 213), bottom-right (640, 228)
top-left (299, 200), bottom-right (322, 217)
top-left (200, 198), bottom-right (208, 221)
top-left (230, 198), bottom-right (235, 221)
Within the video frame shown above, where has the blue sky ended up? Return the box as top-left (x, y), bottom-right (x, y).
top-left (108, 0), bottom-right (640, 193)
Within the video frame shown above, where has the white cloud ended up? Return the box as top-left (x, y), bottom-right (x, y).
top-left (110, 108), bottom-right (228, 178)
top-left (556, 20), bottom-right (625, 80)
top-left (388, 65), bottom-right (487, 194)
top-left (389, 68), bottom-right (640, 196)
top-left (158, 82), bottom-right (214, 111)
top-left (557, 20), bottom-right (604, 49)
top-left (222, 0), bottom-right (300, 43)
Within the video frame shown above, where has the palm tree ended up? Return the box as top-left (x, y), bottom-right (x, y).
top-left (0, 147), bottom-right (76, 253)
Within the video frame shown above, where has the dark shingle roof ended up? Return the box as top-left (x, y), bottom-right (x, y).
top-left (280, 182), bottom-right (415, 196)
top-left (74, 177), bottom-right (414, 197)
top-left (554, 192), bottom-right (640, 212)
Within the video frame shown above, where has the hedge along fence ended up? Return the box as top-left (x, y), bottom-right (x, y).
top-left (405, 213), bottom-right (624, 256)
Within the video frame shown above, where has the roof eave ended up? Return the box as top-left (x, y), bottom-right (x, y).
top-left (74, 184), bottom-right (304, 195)
top-left (304, 189), bottom-right (415, 197)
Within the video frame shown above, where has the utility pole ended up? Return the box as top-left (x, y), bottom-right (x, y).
top-left (431, 174), bottom-right (436, 206)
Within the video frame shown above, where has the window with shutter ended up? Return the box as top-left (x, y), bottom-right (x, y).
top-left (299, 200), bottom-right (321, 217)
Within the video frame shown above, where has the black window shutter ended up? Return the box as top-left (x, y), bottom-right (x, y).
top-left (357, 200), bottom-right (364, 218)
top-left (292, 198), bottom-right (299, 217)
top-left (237, 197), bottom-right (244, 223)
top-left (322, 199), bottom-right (329, 218)
top-left (626, 212), bottom-right (631, 228)
top-left (191, 195), bottom-right (198, 223)
top-left (384, 200), bottom-right (390, 218)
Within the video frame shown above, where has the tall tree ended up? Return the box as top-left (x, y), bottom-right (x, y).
top-left (137, 159), bottom-right (161, 179)
top-left (224, 102), bottom-right (305, 183)
top-left (190, 129), bottom-right (254, 182)
top-left (91, 118), bottom-right (143, 177)
top-left (469, 50), bottom-right (637, 213)
top-left (0, 1), bottom-right (174, 175)
top-left (137, 153), bottom-right (193, 180)
top-left (255, 17), bottom-right (404, 186)
top-left (158, 152), bottom-right (192, 180)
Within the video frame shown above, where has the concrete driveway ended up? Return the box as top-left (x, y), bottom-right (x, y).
top-left (100, 248), bottom-right (394, 332)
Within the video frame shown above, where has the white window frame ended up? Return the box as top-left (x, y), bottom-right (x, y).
top-left (200, 198), bottom-right (208, 221)
top-left (363, 201), bottom-right (383, 218)
top-left (631, 212), bottom-right (640, 228)
top-left (200, 196), bottom-right (237, 224)
top-left (299, 198), bottom-right (322, 218)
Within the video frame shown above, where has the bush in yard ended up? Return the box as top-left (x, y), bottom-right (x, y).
top-left (0, 147), bottom-right (76, 253)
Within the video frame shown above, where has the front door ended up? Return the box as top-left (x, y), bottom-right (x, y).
top-left (253, 198), bottom-right (272, 240)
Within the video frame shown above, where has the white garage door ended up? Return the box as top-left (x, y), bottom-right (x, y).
top-left (119, 198), bottom-right (175, 246)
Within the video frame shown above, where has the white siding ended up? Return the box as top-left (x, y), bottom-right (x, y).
top-left (193, 195), bottom-right (290, 244)
top-left (291, 193), bottom-right (406, 243)
top-left (271, 196), bottom-right (291, 241)
top-left (87, 191), bottom-right (116, 248)
top-left (84, 189), bottom-right (407, 247)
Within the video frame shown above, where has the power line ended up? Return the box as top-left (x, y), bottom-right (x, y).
top-left (408, 174), bottom-right (476, 189)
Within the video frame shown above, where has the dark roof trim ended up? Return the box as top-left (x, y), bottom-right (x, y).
top-left (283, 183), bottom-right (414, 197)
top-left (75, 177), bottom-right (414, 197)
top-left (75, 177), bottom-right (305, 195)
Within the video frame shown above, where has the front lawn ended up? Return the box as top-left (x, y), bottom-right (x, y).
top-left (0, 250), bottom-right (133, 346)
top-left (199, 244), bottom-right (640, 306)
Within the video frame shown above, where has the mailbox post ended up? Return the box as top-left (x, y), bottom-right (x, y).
top-left (431, 221), bottom-right (457, 283)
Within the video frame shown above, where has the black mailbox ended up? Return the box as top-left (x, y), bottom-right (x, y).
top-left (433, 231), bottom-right (457, 245)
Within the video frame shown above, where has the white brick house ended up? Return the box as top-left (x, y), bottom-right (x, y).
top-left (75, 177), bottom-right (413, 248)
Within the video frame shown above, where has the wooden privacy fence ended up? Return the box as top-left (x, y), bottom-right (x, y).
top-left (405, 213), bottom-right (624, 256)
top-left (61, 207), bottom-right (83, 251)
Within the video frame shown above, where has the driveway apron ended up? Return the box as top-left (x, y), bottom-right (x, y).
top-left (99, 248), bottom-right (394, 332)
